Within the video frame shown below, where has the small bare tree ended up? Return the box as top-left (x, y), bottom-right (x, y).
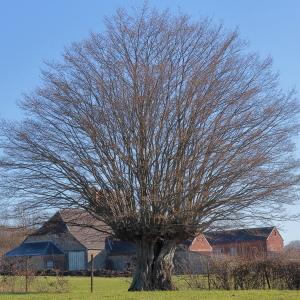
top-left (0, 6), bottom-right (299, 291)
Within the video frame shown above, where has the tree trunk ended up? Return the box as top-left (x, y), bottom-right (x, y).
top-left (128, 238), bottom-right (176, 291)
top-left (152, 239), bottom-right (176, 290)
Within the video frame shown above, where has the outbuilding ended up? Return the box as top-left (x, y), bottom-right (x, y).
top-left (6, 209), bottom-right (110, 271)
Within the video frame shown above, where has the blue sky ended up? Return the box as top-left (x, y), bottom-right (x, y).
top-left (0, 0), bottom-right (299, 242)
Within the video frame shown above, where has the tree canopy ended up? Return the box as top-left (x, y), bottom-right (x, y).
top-left (0, 6), bottom-right (299, 290)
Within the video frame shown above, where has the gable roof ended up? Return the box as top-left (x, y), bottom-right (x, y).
top-left (204, 227), bottom-right (275, 245)
top-left (6, 241), bottom-right (64, 257)
top-left (29, 209), bottom-right (111, 250)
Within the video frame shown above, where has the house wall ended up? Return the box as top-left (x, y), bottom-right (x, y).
top-left (23, 234), bottom-right (110, 271)
top-left (209, 229), bottom-right (284, 258)
top-left (43, 254), bottom-right (66, 270)
top-left (87, 249), bottom-right (107, 269)
top-left (4, 255), bottom-right (65, 272)
top-left (107, 255), bottom-right (133, 271)
top-left (25, 233), bottom-right (87, 271)
top-left (266, 228), bottom-right (284, 253)
top-left (188, 234), bottom-right (212, 254)
top-left (29, 255), bottom-right (66, 271)
top-left (211, 240), bottom-right (267, 258)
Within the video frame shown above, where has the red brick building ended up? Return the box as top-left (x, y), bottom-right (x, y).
top-left (187, 227), bottom-right (283, 258)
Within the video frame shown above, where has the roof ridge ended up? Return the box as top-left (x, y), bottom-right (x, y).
top-left (206, 226), bottom-right (275, 234)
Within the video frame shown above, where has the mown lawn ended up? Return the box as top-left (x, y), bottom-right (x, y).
top-left (0, 277), bottom-right (299, 300)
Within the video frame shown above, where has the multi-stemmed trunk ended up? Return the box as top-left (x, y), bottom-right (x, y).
top-left (128, 238), bottom-right (176, 291)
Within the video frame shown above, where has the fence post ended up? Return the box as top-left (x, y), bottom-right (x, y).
top-left (90, 254), bottom-right (94, 293)
top-left (207, 259), bottom-right (211, 291)
top-left (265, 268), bottom-right (271, 289)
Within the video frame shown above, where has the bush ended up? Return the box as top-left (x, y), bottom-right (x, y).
top-left (210, 256), bottom-right (300, 290)
top-left (182, 255), bottom-right (300, 290)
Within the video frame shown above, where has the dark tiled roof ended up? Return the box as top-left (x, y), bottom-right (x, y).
top-left (105, 239), bottom-right (136, 255)
top-left (29, 209), bottom-right (111, 250)
top-left (5, 241), bottom-right (63, 257)
top-left (30, 212), bottom-right (68, 235)
top-left (205, 227), bottom-right (275, 245)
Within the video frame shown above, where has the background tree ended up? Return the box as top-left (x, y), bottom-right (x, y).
top-left (284, 240), bottom-right (300, 259)
top-left (0, 7), bottom-right (299, 291)
top-left (0, 206), bottom-right (34, 257)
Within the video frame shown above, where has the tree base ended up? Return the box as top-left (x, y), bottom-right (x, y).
top-left (128, 238), bottom-right (176, 291)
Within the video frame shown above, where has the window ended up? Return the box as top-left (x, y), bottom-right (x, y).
top-left (46, 260), bottom-right (54, 269)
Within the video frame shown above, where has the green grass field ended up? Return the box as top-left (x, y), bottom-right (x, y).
top-left (0, 277), bottom-right (299, 300)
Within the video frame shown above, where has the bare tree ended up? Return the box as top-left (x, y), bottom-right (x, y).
top-left (0, 6), bottom-right (299, 291)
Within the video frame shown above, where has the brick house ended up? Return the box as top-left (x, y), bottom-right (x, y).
top-left (186, 227), bottom-right (284, 258)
